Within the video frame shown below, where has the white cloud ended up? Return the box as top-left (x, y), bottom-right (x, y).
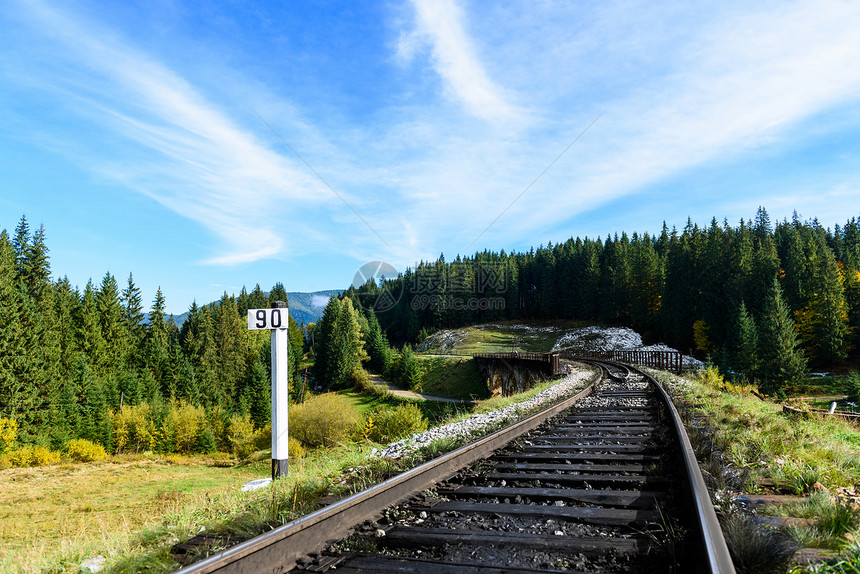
top-left (9, 0), bottom-right (331, 266)
top-left (403, 0), bottom-right (522, 123)
top-left (5, 0), bottom-right (860, 279)
top-left (310, 294), bottom-right (331, 308)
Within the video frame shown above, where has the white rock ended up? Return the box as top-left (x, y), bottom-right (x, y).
top-left (80, 556), bottom-right (106, 573)
top-left (241, 478), bottom-right (272, 492)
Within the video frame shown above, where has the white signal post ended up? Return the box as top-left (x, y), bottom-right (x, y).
top-left (247, 302), bottom-right (289, 480)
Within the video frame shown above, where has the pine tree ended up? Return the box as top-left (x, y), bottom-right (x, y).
top-left (396, 344), bottom-right (423, 389)
top-left (269, 282), bottom-right (289, 306)
top-left (75, 357), bottom-right (110, 447)
top-left (175, 356), bottom-right (201, 406)
top-left (288, 313), bottom-right (304, 383)
top-left (49, 375), bottom-right (79, 449)
top-left (143, 287), bottom-right (171, 393)
top-left (795, 242), bottom-right (850, 367)
top-left (245, 356), bottom-right (270, 428)
top-left (195, 305), bottom-right (219, 406)
top-left (249, 284), bottom-right (268, 309)
top-left (758, 278), bottom-right (806, 394)
top-left (732, 300), bottom-right (759, 383)
top-left (121, 273), bottom-right (145, 366)
top-left (365, 311), bottom-right (391, 374)
top-left (0, 231), bottom-right (28, 421)
top-left (313, 296), bottom-right (341, 385)
top-left (12, 216), bottom-right (30, 280)
top-left (214, 293), bottom-right (245, 403)
top-left (97, 272), bottom-right (128, 380)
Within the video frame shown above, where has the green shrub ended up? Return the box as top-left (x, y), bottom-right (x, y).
top-left (365, 404), bottom-right (428, 445)
top-left (289, 393), bottom-right (362, 448)
top-left (847, 371), bottom-right (860, 403)
top-left (67, 439), bottom-right (107, 462)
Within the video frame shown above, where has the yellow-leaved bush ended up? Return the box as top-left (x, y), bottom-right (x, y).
top-left (288, 437), bottom-right (304, 458)
top-left (365, 404), bottom-right (428, 445)
top-left (0, 417), bottom-right (17, 454)
top-left (6, 445), bottom-right (61, 467)
top-left (66, 438), bottom-right (108, 462)
top-left (228, 414), bottom-right (270, 460)
top-left (112, 403), bottom-right (156, 453)
top-left (288, 393), bottom-right (362, 448)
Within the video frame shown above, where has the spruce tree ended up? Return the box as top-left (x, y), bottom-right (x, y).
top-left (796, 242), bottom-right (850, 367)
top-left (49, 375), bottom-right (80, 450)
top-left (245, 356), bottom-right (270, 428)
top-left (143, 287), bottom-right (171, 394)
top-left (121, 273), bottom-right (145, 345)
top-left (396, 344), bottom-right (423, 389)
top-left (758, 278), bottom-right (806, 394)
top-left (732, 301), bottom-right (759, 383)
top-left (97, 272), bottom-right (128, 380)
top-left (269, 282), bottom-right (289, 305)
top-left (313, 296), bottom-right (341, 386)
top-left (0, 231), bottom-right (27, 421)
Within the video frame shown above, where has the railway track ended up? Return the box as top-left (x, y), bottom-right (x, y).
top-left (177, 362), bottom-right (734, 574)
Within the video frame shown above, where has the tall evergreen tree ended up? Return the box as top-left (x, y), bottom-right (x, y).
top-left (97, 272), bottom-right (128, 380)
top-left (758, 278), bottom-right (806, 394)
top-left (795, 242), bottom-right (850, 366)
top-left (732, 300), bottom-right (759, 383)
top-left (0, 231), bottom-right (29, 422)
top-left (121, 273), bottom-right (145, 364)
top-left (143, 287), bottom-right (171, 393)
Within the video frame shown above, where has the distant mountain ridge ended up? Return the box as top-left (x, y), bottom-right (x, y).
top-left (166, 290), bottom-right (341, 327)
top-left (281, 290), bottom-right (342, 325)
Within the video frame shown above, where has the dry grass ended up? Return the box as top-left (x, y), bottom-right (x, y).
top-left (0, 455), bottom-right (263, 573)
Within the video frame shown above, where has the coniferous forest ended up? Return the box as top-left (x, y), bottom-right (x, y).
top-left (0, 216), bottom-right (304, 452)
top-left (2, 208), bottom-right (860, 455)
top-left (348, 208), bottom-right (860, 395)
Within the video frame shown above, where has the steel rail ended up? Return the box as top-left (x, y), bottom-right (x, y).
top-left (595, 360), bottom-right (736, 574)
top-left (174, 369), bottom-right (601, 574)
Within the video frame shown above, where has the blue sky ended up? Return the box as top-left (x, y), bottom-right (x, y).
top-left (2, 0), bottom-right (860, 314)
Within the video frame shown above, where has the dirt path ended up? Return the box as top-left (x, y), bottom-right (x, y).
top-left (367, 374), bottom-right (466, 403)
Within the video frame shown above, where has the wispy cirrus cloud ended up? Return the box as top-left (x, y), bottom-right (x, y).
top-left (399, 0), bottom-right (522, 123)
top-left (383, 0), bottom-right (860, 252)
top-left (5, 0), bottom-right (333, 266)
top-left (3, 0), bottom-right (860, 296)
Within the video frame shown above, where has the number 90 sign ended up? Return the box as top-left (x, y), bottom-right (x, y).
top-left (247, 308), bottom-right (288, 330)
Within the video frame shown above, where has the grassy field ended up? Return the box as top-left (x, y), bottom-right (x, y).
top-left (0, 454), bottom-right (268, 573)
top-left (414, 355), bottom-right (486, 399)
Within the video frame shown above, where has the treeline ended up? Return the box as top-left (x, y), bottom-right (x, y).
top-left (0, 216), bottom-right (303, 451)
top-left (310, 296), bottom-right (423, 391)
top-left (348, 208), bottom-right (860, 392)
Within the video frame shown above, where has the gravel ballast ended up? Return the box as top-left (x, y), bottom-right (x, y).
top-left (371, 367), bottom-right (594, 459)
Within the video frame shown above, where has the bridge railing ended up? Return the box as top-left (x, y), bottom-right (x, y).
top-left (563, 349), bottom-right (683, 374)
top-left (472, 352), bottom-right (561, 375)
